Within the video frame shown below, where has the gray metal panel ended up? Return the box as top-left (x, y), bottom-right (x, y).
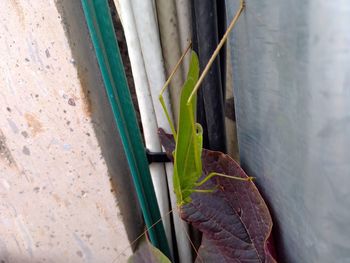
top-left (227, 1), bottom-right (350, 262)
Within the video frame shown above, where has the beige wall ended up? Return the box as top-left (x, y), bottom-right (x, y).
top-left (0, 1), bottom-right (135, 262)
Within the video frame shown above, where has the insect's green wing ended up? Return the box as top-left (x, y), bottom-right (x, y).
top-left (173, 51), bottom-right (202, 206)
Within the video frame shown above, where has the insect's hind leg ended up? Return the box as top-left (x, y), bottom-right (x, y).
top-left (184, 186), bottom-right (218, 194)
top-left (192, 188), bottom-right (217, 194)
top-left (194, 172), bottom-right (254, 187)
top-left (159, 42), bottom-right (192, 140)
top-left (187, 0), bottom-right (246, 105)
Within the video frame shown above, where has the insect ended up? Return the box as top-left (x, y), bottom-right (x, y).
top-left (159, 0), bottom-right (251, 206)
top-left (114, 1), bottom-right (261, 261)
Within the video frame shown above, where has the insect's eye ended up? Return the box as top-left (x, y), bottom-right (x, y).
top-left (194, 123), bottom-right (203, 134)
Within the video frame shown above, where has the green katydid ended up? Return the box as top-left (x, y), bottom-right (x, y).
top-left (117, 1), bottom-right (254, 261)
top-left (159, 0), bottom-right (251, 206)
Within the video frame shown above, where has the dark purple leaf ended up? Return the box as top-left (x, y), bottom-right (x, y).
top-left (195, 237), bottom-right (221, 263)
top-left (195, 237), bottom-right (241, 263)
top-left (158, 128), bottom-right (277, 263)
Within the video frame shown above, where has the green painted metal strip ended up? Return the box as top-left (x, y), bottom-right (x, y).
top-left (80, 0), bottom-right (171, 257)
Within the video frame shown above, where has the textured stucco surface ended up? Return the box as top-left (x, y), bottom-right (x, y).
top-left (0, 0), bottom-right (133, 262)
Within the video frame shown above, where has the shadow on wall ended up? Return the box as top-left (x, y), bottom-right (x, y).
top-left (55, 0), bottom-right (144, 250)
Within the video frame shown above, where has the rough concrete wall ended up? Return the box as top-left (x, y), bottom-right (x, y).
top-left (0, 0), bottom-right (139, 262)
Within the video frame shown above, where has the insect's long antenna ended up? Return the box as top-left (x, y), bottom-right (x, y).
top-left (160, 41), bottom-right (192, 96)
top-left (113, 209), bottom-right (174, 262)
top-left (159, 41), bottom-right (192, 139)
top-left (169, 208), bottom-right (203, 263)
top-left (181, 216), bottom-right (203, 262)
top-left (187, 0), bottom-right (245, 105)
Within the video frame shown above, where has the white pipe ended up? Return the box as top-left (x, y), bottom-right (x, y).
top-left (115, 0), bottom-right (174, 256)
top-left (130, 0), bottom-right (172, 126)
top-left (155, 1), bottom-right (192, 262)
top-left (129, 1), bottom-right (194, 262)
top-left (155, 0), bottom-right (184, 122)
top-left (116, 1), bottom-right (194, 261)
top-left (175, 0), bottom-right (192, 75)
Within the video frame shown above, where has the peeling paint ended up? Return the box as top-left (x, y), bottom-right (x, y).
top-left (24, 113), bottom-right (43, 136)
top-left (77, 66), bottom-right (93, 117)
top-left (9, 0), bottom-right (25, 28)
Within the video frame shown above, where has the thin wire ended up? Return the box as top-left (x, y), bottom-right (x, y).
top-left (187, 0), bottom-right (246, 105)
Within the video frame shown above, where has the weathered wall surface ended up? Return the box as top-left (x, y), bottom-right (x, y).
top-left (0, 0), bottom-right (139, 262)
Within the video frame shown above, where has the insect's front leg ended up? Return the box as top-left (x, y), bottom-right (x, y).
top-left (159, 42), bottom-right (192, 140)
